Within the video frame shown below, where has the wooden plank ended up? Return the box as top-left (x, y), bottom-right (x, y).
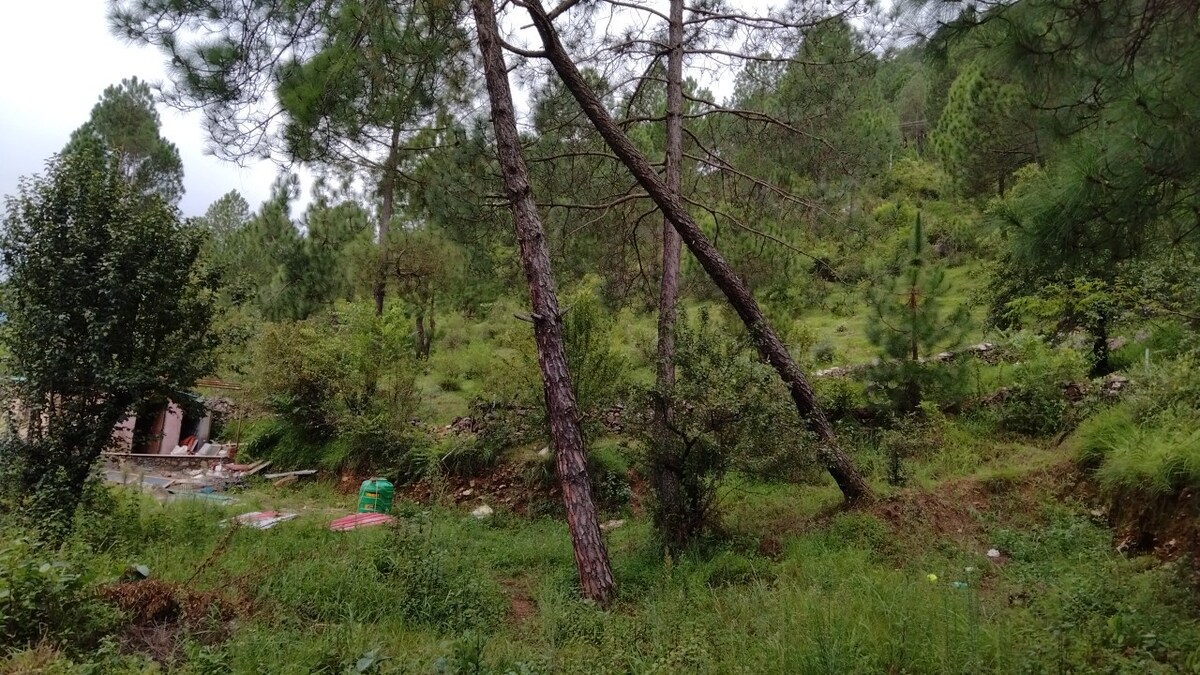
top-left (263, 469), bottom-right (317, 479)
top-left (242, 460), bottom-right (273, 476)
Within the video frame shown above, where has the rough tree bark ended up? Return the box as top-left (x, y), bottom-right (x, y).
top-left (374, 127), bottom-right (403, 317)
top-left (471, 0), bottom-right (615, 603)
top-left (523, 0), bottom-right (874, 504)
top-left (651, 0), bottom-right (687, 543)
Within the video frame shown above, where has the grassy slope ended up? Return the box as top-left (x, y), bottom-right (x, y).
top-left (16, 430), bottom-right (1199, 674)
top-left (13, 261), bottom-right (1199, 672)
top-left (416, 261), bottom-right (994, 426)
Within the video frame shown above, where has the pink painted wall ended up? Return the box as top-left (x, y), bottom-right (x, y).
top-left (160, 401), bottom-right (184, 454)
top-left (114, 400), bottom-right (187, 454)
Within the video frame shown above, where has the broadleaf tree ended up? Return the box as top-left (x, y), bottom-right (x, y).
top-left (0, 137), bottom-right (219, 533)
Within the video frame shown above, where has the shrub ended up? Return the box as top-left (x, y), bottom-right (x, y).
top-left (638, 308), bottom-right (817, 549)
top-left (814, 377), bottom-right (865, 421)
top-left (812, 340), bottom-right (838, 365)
top-left (472, 281), bottom-right (632, 451)
top-left (587, 442), bottom-right (633, 512)
top-left (404, 436), bottom-right (498, 480)
top-left (1127, 353), bottom-right (1200, 419)
top-left (246, 302), bottom-right (425, 471)
top-left (996, 333), bottom-right (1090, 436)
top-left (0, 538), bottom-right (119, 651)
top-left (560, 280), bottom-right (632, 428)
top-left (437, 375), bottom-right (464, 392)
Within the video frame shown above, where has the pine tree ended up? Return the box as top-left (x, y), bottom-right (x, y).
top-left (977, 0), bottom-right (1200, 372)
top-left (866, 212), bottom-right (971, 413)
top-left (64, 77), bottom-right (184, 205)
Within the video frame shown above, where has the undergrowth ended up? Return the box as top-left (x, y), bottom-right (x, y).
top-left (4, 437), bottom-right (1199, 674)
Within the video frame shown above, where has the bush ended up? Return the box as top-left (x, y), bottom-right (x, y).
top-left (404, 435), bottom-right (498, 480)
top-left (814, 377), bottom-right (866, 421)
top-left (812, 340), bottom-right (838, 365)
top-left (0, 537), bottom-right (119, 651)
top-left (246, 302), bottom-right (425, 471)
top-left (639, 308), bottom-right (818, 549)
top-left (561, 280), bottom-right (632, 428)
top-left (587, 442), bottom-right (633, 512)
top-left (471, 281), bottom-right (632, 452)
top-left (996, 333), bottom-right (1090, 436)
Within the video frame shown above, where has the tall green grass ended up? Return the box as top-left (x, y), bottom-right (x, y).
top-left (7, 462), bottom-right (1199, 673)
top-left (1077, 405), bottom-right (1200, 496)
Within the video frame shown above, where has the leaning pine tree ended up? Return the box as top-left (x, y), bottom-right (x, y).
top-left (865, 213), bottom-right (971, 415)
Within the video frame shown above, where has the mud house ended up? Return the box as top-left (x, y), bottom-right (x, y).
top-left (113, 397), bottom-right (211, 454)
top-left (112, 379), bottom-right (241, 455)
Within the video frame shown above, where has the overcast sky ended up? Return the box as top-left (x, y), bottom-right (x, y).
top-left (0, 0), bottom-right (797, 220)
top-left (0, 0), bottom-right (281, 218)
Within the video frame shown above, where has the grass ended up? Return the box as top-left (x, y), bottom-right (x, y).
top-left (411, 260), bottom-right (996, 427)
top-left (7, 428), bottom-right (1200, 673)
top-left (10, 263), bottom-right (1200, 672)
top-left (1076, 404), bottom-right (1200, 497)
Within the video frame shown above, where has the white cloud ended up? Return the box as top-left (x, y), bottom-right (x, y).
top-left (0, 0), bottom-right (281, 217)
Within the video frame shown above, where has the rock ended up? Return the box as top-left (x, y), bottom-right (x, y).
top-left (537, 446), bottom-right (551, 459)
top-left (1102, 373), bottom-right (1131, 397)
top-left (600, 519), bottom-right (625, 531)
top-left (986, 548), bottom-right (1001, 559)
top-left (471, 504), bottom-right (494, 519)
top-left (1107, 336), bottom-right (1128, 351)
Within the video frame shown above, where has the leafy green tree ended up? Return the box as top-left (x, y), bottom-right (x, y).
top-left (195, 190), bottom-right (250, 252)
top-left (405, 121), bottom-right (515, 310)
top-left (274, 0), bottom-right (469, 315)
top-left (247, 303), bottom-right (422, 472)
top-left (865, 213), bottom-right (971, 413)
top-left (64, 77), bottom-right (184, 204)
top-left (114, 0), bottom-right (471, 315)
top-left (375, 225), bottom-right (466, 358)
top-left (917, 0), bottom-right (1200, 370)
top-left (225, 182), bottom-right (371, 322)
top-left (0, 138), bottom-right (218, 531)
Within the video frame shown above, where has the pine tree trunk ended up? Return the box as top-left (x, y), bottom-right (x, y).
top-left (525, 1), bottom-right (873, 504)
top-left (428, 296), bottom-right (436, 356)
top-left (1091, 311), bottom-right (1111, 377)
top-left (415, 310), bottom-right (429, 359)
top-left (652, 0), bottom-right (688, 544)
top-left (471, 0), bottom-right (615, 604)
top-left (374, 127), bottom-right (402, 317)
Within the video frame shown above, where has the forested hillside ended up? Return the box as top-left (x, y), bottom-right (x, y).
top-left (2, 0), bottom-right (1199, 672)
